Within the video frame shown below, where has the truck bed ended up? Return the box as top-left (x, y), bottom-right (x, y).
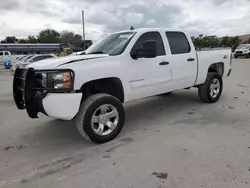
top-left (195, 49), bottom-right (231, 85)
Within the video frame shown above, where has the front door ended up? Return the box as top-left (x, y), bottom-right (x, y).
top-left (126, 31), bottom-right (172, 100)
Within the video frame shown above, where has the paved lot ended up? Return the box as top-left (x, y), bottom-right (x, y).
top-left (0, 59), bottom-right (250, 188)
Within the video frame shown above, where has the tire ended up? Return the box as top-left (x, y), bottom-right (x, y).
top-left (76, 94), bottom-right (125, 143)
top-left (234, 55), bottom-right (238, 58)
top-left (198, 72), bottom-right (223, 103)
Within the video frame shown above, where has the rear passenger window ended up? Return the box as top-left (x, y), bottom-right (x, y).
top-left (4, 52), bottom-right (9, 56)
top-left (32, 56), bottom-right (45, 62)
top-left (165, 32), bottom-right (191, 54)
top-left (132, 32), bottom-right (166, 56)
top-left (43, 55), bottom-right (53, 59)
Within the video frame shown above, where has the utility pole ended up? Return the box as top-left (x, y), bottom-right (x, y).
top-left (82, 10), bottom-right (85, 50)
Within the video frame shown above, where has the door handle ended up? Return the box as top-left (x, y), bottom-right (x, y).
top-left (187, 58), bottom-right (195, 61)
top-left (159, 61), bottom-right (169, 65)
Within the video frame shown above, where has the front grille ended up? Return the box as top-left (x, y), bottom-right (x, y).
top-left (13, 68), bottom-right (44, 118)
top-left (236, 51), bottom-right (243, 54)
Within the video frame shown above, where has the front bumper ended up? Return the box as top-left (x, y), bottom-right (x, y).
top-left (234, 52), bottom-right (249, 56)
top-left (42, 93), bottom-right (82, 120)
top-left (13, 68), bottom-right (82, 120)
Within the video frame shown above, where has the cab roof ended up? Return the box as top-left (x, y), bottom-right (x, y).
top-left (114, 28), bottom-right (185, 34)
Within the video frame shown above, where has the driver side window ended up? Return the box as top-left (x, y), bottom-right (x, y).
top-left (132, 32), bottom-right (166, 56)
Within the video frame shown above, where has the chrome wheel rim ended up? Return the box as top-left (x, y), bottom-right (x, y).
top-left (209, 78), bottom-right (220, 98)
top-left (91, 104), bottom-right (119, 136)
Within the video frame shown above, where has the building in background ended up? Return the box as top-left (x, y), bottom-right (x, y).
top-left (0, 43), bottom-right (84, 55)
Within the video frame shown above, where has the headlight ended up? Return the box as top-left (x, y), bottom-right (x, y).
top-left (36, 70), bottom-right (74, 91)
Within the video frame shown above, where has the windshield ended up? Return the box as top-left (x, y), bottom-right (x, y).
top-left (237, 44), bottom-right (250, 49)
top-left (19, 56), bottom-right (27, 60)
top-left (85, 32), bottom-right (136, 56)
top-left (24, 56), bottom-right (33, 62)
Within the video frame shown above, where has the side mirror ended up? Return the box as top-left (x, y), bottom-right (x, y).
top-left (131, 40), bottom-right (157, 60)
top-left (130, 50), bottom-right (138, 60)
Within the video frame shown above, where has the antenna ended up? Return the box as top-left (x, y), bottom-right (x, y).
top-left (82, 10), bottom-right (85, 50)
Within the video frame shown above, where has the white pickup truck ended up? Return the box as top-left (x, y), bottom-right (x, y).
top-left (13, 28), bottom-right (232, 143)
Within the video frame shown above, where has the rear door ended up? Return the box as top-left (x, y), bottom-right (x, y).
top-left (165, 31), bottom-right (197, 86)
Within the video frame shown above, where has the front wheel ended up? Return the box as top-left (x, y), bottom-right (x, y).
top-left (76, 94), bottom-right (125, 143)
top-left (198, 72), bottom-right (223, 103)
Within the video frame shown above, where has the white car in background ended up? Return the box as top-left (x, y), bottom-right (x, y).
top-left (11, 55), bottom-right (34, 71)
top-left (234, 44), bottom-right (250, 58)
top-left (11, 54), bottom-right (57, 71)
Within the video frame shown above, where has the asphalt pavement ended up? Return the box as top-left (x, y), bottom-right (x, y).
top-left (0, 58), bottom-right (250, 188)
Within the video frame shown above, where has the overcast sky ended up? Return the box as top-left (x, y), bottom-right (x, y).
top-left (0, 0), bottom-right (250, 41)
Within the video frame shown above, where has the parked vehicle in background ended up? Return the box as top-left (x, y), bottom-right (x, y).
top-left (234, 44), bottom-right (250, 58)
top-left (11, 55), bottom-right (33, 71)
top-left (3, 55), bottom-right (24, 69)
top-left (13, 28), bottom-right (232, 143)
top-left (0, 51), bottom-right (11, 64)
top-left (11, 54), bottom-right (57, 71)
top-left (69, 51), bottom-right (86, 56)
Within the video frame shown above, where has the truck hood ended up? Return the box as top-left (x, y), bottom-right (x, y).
top-left (26, 54), bottom-right (109, 69)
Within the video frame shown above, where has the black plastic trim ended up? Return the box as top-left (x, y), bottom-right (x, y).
top-left (13, 68), bottom-right (76, 119)
top-left (57, 57), bottom-right (106, 67)
top-left (227, 69), bottom-right (232, 77)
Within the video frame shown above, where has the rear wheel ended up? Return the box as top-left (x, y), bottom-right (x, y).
top-left (234, 55), bottom-right (238, 58)
top-left (76, 94), bottom-right (125, 143)
top-left (198, 72), bottom-right (223, 103)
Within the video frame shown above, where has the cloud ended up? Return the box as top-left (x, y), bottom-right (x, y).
top-left (0, 0), bottom-right (19, 10)
top-left (0, 0), bottom-right (250, 41)
top-left (63, 2), bottom-right (182, 33)
top-left (124, 12), bottom-right (144, 26)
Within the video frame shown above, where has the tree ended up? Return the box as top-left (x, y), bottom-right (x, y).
top-left (38, 29), bottom-right (60, 43)
top-left (192, 34), bottom-right (219, 49)
top-left (19, 39), bottom-right (28, 43)
top-left (60, 30), bottom-right (75, 43)
top-left (221, 36), bottom-right (230, 47)
top-left (84, 40), bottom-right (93, 49)
top-left (220, 36), bottom-right (241, 47)
top-left (72, 34), bottom-right (83, 47)
top-left (1, 36), bottom-right (19, 43)
top-left (228, 36), bottom-right (241, 47)
top-left (27, 35), bottom-right (38, 43)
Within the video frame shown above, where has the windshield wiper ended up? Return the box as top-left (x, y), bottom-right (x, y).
top-left (87, 51), bottom-right (105, 54)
